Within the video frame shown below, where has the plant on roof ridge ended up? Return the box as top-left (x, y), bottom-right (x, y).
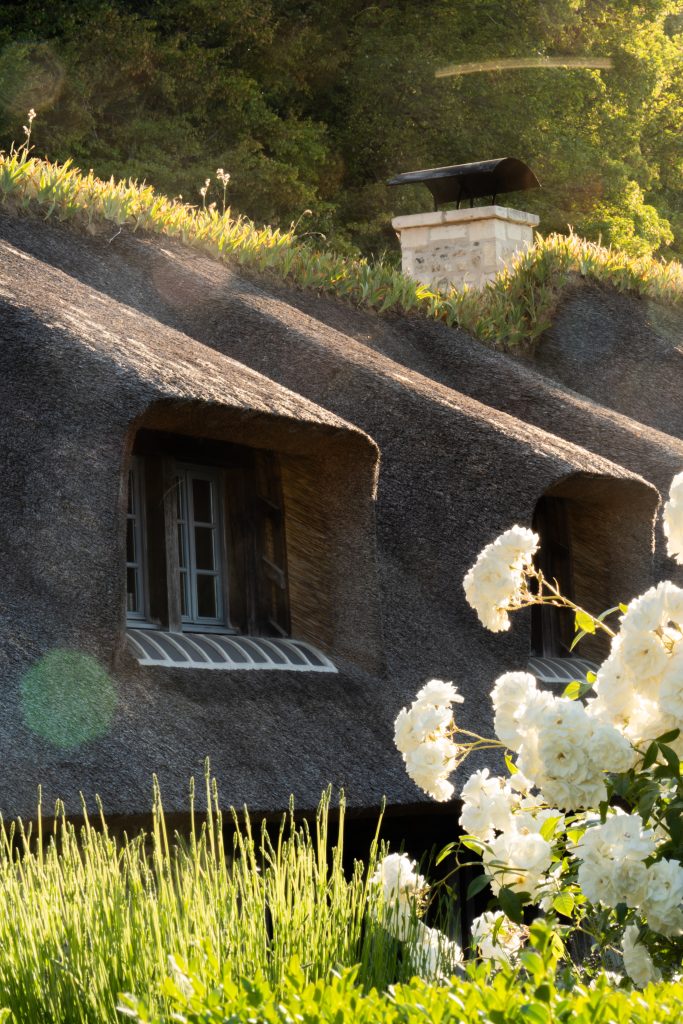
top-left (0, 123), bottom-right (680, 351)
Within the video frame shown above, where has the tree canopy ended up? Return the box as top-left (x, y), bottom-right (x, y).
top-left (0, 0), bottom-right (680, 258)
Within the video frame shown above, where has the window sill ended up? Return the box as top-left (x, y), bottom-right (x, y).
top-left (126, 630), bottom-right (337, 673)
top-left (527, 655), bottom-right (597, 686)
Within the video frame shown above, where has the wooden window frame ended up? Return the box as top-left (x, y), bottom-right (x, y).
top-left (125, 431), bottom-right (290, 638)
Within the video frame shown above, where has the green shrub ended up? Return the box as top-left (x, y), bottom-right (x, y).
top-left (120, 952), bottom-right (683, 1024)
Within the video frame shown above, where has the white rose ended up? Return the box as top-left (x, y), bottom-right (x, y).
top-left (459, 769), bottom-right (516, 841)
top-left (642, 859), bottom-right (683, 936)
top-left (611, 859), bottom-right (650, 909)
top-left (393, 702), bottom-right (452, 755)
top-left (491, 671), bottom-right (539, 750)
top-left (471, 910), bottom-right (526, 965)
top-left (578, 858), bottom-right (617, 907)
top-left (463, 526), bottom-right (539, 633)
top-left (370, 852), bottom-right (426, 902)
top-left (659, 650), bottom-right (683, 722)
top-left (539, 773), bottom-right (607, 812)
top-left (483, 830), bottom-right (552, 897)
top-left (590, 724), bottom-right (638, 774)
top-left (663, 471), bottom-right (683, 565)
top-left (620, 583), bottom-right (675, 637)
top-left (404, 737), bottom-right (456, 801)
top-left (408, 921), bottom-right (462, 979)
top-left (622, 925), bottom-right (661, 988)
top-left (619, 631), bottom-right (668, 691)
top-left (415, 679), bottom-right (464, 708)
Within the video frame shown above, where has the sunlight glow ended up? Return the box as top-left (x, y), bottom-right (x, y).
top-left (435, 56), bottom-right (614, 78)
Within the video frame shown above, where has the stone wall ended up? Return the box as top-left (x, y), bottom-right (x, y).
top-left (392, 205), bottom-right (540, 291)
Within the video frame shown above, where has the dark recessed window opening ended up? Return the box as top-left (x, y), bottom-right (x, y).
top-left (125, 430), bottom-right (290, 638)
top-left (530, 496), bottom-right (575, 659)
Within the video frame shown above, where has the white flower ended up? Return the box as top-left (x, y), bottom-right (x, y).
top-left (463, 526), bottom-right (539, 632)
top-left (408, 921), bottom-right (462, 979)
top-left (611, 859), bottom-right (651, 909)
top-left (471, 910), bottom-right (527, 965)
top-left (618, 631), bottom-right (669, 690)
top-left (394, 703), bottom-right (452, 755)
top-left (404, 737), bottom-right (457, 801)
top-left (483, 829), bottom-right (552, 897)
top-left (574, 812), bottom-right (657, 909)
top-left (590, 724), bottom-right (638, 774)
top-left (459, 769), bottom-right (517, 842)
top-left (370, 853), bottom-right (426, 941)
top-left (622, 925), bottom-right (661, 987)
top-left (660, 649), bottom-right (683, 721)
top-left (416, 679), bottom-right (464, 707)
top-left (491, 671), bottom-right (540, 750)
top-left (663, 471), bottom-right (683, 565)
top-left (642, 859), bottom-right (683, 936)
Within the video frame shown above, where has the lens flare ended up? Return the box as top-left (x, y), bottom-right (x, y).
top-left (21, 649), bottom-right (118, 750)
top-left (436, 56), bottom-right (613, 78)
top-left (0, 42), bottom-right (65, 115)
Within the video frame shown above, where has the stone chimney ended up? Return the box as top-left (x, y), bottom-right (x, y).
top-left (388, 158), bottom-right (540, 291)
top-left (392, 204), bottom-right (539, 291)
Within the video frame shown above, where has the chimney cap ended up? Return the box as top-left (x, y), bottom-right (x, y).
top-left (387, 157), bottom-right (539, 209)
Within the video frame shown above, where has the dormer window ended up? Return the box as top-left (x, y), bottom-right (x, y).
top-left (529, 494), bottom-right (597, 686)
top-left (530, 496), bottom-right (574, 659)
top-left (125, 430), bottom-right (290, 638)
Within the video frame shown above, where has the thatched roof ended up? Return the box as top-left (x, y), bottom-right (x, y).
top-left (0, 210), bottom-right (675, 821)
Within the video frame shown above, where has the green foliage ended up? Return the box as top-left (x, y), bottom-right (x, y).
top-left (120, 946), bottom-right (683, 1024)
top-left (0, 1), bottom-right (681, 257)
top-left (0, 777), bottom-right (406, 1024)
top-left (0, 148), bottom-right (680, 351)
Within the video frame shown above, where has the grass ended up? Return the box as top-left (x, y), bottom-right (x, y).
top-left (0, 144), bottom-right (680, 351)
top-left (0, 776), bottom-right (414, 1024)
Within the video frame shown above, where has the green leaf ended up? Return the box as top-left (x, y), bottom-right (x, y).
top-left (461, 838), bottom-right (487, 854)
top-left (467, 874), bottom-right (491, 900)
top-left (520, 1004), bottom-right (550, 1024)
top-left (551, 892), bottom-right (575, 917)
top-left (534, 983), bottom-right (552, 1004)
top-left (574, 610), bottom-right (596, 634)
top-left (562, 680), bottom-right (592, 700)
top-left (642, 741), bottom-right (659, 771)
top-left (540, 816), bottom-right (561, 841)
top-left (656, 728), bottom-right (681, 745)
top-left (435, 842), bottom-right (457, 866)
top-left (619, 603), bottom-right (629, 614)
top-left (498, 887), bottom-right (526, 924)
top-left (658, 743), bottom-right (681, 775)
top-left (505, 753), bottom-right (518, 775)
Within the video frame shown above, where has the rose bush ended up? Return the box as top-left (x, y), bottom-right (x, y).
top-left (377, 472), bottom-right (683, 985)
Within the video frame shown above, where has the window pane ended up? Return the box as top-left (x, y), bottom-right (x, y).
top-left (196, 574), bottom-right (217, 619)
top-left (127, 567), bottom-right (139, 613)
top-left (194, 526), bottom-right (215, 571)
top-left (126, 518), bottom-right (136, 563)
top-left (192, 478), bottom-right (213, 524)
top-left (127, 470), bottom-right (134, 515)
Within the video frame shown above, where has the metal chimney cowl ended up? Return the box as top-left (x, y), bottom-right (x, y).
top-left (388, 158), bottom-right (540, 291)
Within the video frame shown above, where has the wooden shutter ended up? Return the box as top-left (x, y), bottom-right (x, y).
top-left (251, 450), bottom-right (291, 637)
